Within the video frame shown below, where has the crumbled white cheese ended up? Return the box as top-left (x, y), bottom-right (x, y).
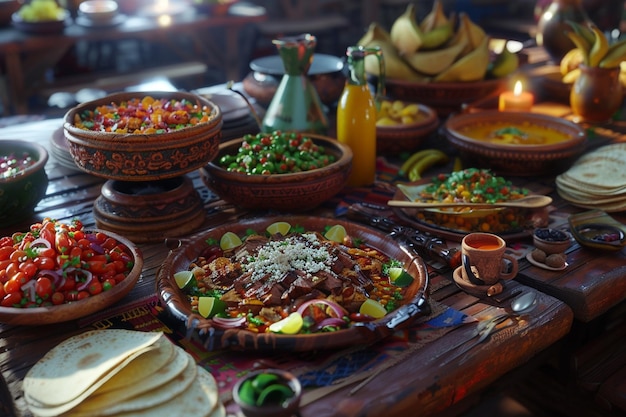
top-left (242, 233), bottom-right (337, 282)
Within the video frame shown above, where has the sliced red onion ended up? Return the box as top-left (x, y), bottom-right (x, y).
top-left (67, 268), bottom-right (94, 292)
top-left (311, 317), bottom-right (347, 332)
top-left (21, 280), bottom-right (37, 302)
top-left (296, 299), bottom-right (347, 319)
top-left (90, 242), bottom-right (105, 254)
top-left (29, 237), bottom-right (51, 250)
top-left (211, 316), bottom-right (247, 329)
top-left (38, 269), bottom-right (65, 289)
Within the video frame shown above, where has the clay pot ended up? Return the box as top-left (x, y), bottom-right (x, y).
top-left (570, 65), bottom-right (624, 123)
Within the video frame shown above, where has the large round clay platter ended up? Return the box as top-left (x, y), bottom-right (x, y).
top-left (156, 215), bottom-right (430, 351)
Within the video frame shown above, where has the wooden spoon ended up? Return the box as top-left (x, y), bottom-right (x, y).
top-left (388, 194), bottom-right (552, 209)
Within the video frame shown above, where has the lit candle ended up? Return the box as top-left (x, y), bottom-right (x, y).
top-left (498, 80), bottom-right (534, 112)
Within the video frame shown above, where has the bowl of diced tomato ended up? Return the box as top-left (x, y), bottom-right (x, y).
top-left (63, 91), bottom-right (223, 181)
top-left (0, 218), bottom-right (143, 325)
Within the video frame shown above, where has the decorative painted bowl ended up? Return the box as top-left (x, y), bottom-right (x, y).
top-left (233, 369), bottom-right (302, 417)
top-left (384, 77), bottom-right (507, 116)
top-left (0, 229), bottom-right (143, 325)
top-left (376, 102), bottom-right (439, 154)
top-left (200, 134), bottom-right (352, 212)
top-left (444, 110), bottom-right (587, 176)
top-left (0, 140), bottom-right (48, 228)
top-left (63, 91), bottom-right (223, 181)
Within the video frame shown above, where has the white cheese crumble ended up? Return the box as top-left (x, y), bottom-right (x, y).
top-left (242, 233), bottom-right (337, 283)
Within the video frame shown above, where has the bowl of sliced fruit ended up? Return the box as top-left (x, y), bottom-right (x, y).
top-left (375, 99), bottom-right (439, 154)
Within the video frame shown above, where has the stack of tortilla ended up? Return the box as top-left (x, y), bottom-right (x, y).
top-left (23, 329), bottom-right (225, 417)
top-left (556, 143), bottom-right (626, 212)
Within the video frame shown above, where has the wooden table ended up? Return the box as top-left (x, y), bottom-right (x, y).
top-left (0, 8), bottom-right (266, 115)
top-left (0, 117), bottom-right (577, 417)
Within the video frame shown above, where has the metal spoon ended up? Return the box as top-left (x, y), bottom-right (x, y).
top-left (388, 194), bottom-right (552, 209)
top-left (510, 291), bottom-right (538, 315)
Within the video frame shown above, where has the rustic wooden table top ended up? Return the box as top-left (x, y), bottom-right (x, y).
top-left (0, 112), bottom-right (623, 416)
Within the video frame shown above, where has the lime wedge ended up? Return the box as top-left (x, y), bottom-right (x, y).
top-left (359, 299), bottom-right (387, 319)
top-left (388, 267), bottom-right (414, 287)
top-left (324, 224), bottom-right (347, 243)
top-left (173, 271), bottom-right (196, 290)
top-left (220, 231), bottom-right (243, 250)
top-left (268, 312), bottom-right (304, 334)
top-left (198, 296), bottom-right (227, 318)
top-left (266, 221), bottom-right (292, 236)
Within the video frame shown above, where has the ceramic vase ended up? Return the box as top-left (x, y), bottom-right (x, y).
top-left (570, 65), bottom-right (623, 122)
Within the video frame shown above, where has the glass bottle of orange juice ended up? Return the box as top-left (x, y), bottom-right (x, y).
top-left (336, 46), bottom-right (385, 187)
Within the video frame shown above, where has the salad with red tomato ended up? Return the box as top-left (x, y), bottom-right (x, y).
top-left (0, 218), bottom-right (136, 308)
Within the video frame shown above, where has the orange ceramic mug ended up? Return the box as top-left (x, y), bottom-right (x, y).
top-left (461, 232), bottom-right (518, 285)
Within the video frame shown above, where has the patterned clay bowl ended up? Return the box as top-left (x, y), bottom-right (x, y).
top-left (63, 91), bottom-right (223, 181)
top-left (200, 134), bottom-right (352, 212)
top-left (444, 110), bottom-right (587, 176)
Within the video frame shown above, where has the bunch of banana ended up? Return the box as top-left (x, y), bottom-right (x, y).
top-left (358, 1), bottom-right (518, 83)
top-left (399, 149), bottom-right (449, 182)
top-left (560, 21), bottom-right (626, 86)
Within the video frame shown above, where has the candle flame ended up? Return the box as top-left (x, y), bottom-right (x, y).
top-left (513, 80), bottom-right (523, 96)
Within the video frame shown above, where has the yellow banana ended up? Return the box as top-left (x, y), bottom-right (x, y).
top-left (420, 22), bottom-right (454, 50)
top-left (459, 13), bottom-right (486, 51)
top-left (599, 38), bottom-right (626, 68)
top-left (403, 37), bottom-right (466, 75)
top-left (588, 24), bottom-right (609, 67)
top-left (408, 151), bottom-right (449, 182)
top-left (390, 4), bottom-right (424, 55)
top-left (488, 44), bottom-right (519, 79)
top-left (420, 0), bottom-right (448, 32)
top-left (567, 20), bottom-right (595, 49)
top-left (562, 67), bottom-right (581, 84)
top-left (359, 23), bottom-right (426, 81)
top-left (560, 48), bottom-right (584, 76)
top-left (399, 149), bottom-right (441, 176)
top-left (565, 30), bottom-right (591, 65)
top-left (434, 35), bottom-right (490, 82)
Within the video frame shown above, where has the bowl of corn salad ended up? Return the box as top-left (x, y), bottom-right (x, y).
top-left (63, 91), bottom-right (223, 181)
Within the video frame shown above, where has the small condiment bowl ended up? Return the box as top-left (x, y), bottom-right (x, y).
top-left (78, 0), bottom-right (118, 22)
top-left (0, 140), bottom-right (48, 228)
top-left (232, 369), bottom-right (302, 417)
top-left (533, 228), bottom-right (571, 254)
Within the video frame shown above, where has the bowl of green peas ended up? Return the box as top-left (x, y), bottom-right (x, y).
top-left (200, 131), bottom-right (352, 212)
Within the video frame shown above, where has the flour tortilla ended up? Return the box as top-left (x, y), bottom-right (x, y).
top-left (23, 330), bottom-right (163, 408)
top-left (107, 363), bottom-right (219, 417)
top-left (59, 337), bottom-right (190, 416)
top-left (67, 350), bottom-right (198, 416)
top-left (557, 143), bottom-right (626, 192)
